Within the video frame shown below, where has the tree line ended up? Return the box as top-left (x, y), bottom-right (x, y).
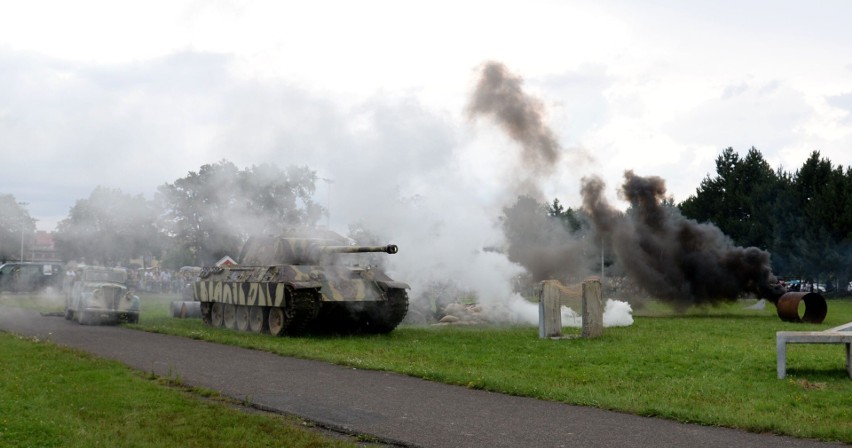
top-left (0, 195), bottom-right (37, 262)
top-left (541, 147), bottom-right (852, 291)
top-left (0, 160), bottom-right (323, 269)
top-left (2, 148), bottom-right (850, 291)
top-left (679, 147), bottom-right (852, 289)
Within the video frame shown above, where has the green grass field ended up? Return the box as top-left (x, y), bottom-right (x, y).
top-left (3, 291), bottom-right (851, 443)
top-left (0, 330), bottom-right (361, 448)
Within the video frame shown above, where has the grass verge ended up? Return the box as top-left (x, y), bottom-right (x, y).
top-left (0, 329), bottom-right (365, 447)
top-left (5, 292), bottom-right (852, 443)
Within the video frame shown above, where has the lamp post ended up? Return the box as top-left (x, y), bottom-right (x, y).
top-left (18, 202), bottom-right (28, 262)
top-left (321, 178), bottom-right (334, 228)
top-left (30, 219), bottom-right (37, 260)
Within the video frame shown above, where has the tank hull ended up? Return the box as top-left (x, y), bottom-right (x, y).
top-left (193, 263), bottom-right (408, 335)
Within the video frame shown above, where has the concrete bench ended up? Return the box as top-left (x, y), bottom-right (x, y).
top-left (776, 322), bottom-right (852, 379)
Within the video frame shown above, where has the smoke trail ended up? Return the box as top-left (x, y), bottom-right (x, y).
top-left (464, 61), bottom-right (600, 285)
top-left (581, 170), bottom-right (784, 308)
top-left (500, 195), bottom-right (591, 283)
top-left (464, 61), bottom-right (591, 283)
top-left (468, 61), bottom-right (561, 197)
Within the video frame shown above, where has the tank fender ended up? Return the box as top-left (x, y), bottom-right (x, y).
top-left (289, 281), bottom-right (322, 290)
top-left (375, 280), bottom-right (410, 291)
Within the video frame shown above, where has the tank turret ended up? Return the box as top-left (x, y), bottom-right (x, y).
top-left (237, 236), bottom-right (399, 266)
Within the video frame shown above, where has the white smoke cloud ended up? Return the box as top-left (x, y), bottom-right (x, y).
top-left (559, 299), bottom-right (634, 328)
top-left (501, 298), bottom-right (634, 328)
top-left (321, 115), bottom-right (531, 320)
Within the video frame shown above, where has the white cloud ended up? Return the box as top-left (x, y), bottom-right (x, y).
top-left (1, 0), bottom-right (851, 235)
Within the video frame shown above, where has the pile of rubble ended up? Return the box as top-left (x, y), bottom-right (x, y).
top-left (402, 300), bottom-right (526, 326)
top-left (434, 303), bottom-right (487, 325)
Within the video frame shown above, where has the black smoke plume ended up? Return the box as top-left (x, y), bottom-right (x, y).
top-left (468, 61), bottom-right (561, 197)
top-left (582, 171), bottom-right (784, 307)
top-left (500, 195), bottom-right (589, 283)
top-left (467, 61), bottom-right (594, 282)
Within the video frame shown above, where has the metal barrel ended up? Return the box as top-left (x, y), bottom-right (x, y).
top-left (171, 300), bottom-right (202, 318)
top-left (775, 292), bottom-right (827, 323)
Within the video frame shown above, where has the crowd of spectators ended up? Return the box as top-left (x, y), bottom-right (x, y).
top-left (127, 268), bottom-right (190, 293)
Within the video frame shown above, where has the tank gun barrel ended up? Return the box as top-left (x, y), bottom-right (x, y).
top-left (315, 244), bottom-right (399, 255)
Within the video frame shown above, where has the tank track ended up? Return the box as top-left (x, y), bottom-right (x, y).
top-left (283, 288), bottom-right (320, 335)
top-left (364, 289), bottom-right (409, 334)
top-left (197, 285), bottom-right (404, 336)
top-left (305, 289), bottom-right (409, 335)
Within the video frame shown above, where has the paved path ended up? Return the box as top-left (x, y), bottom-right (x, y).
top-left (0, 306), bottom-right (846, 448)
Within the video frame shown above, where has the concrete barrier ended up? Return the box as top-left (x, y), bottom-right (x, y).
top-left (537, 278), bottom-right (603, 339)
top-left (776, 322), bottom-right (852, 379)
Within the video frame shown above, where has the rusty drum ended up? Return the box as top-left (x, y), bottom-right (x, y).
top-left (775, 292), bottom-right (827, 323)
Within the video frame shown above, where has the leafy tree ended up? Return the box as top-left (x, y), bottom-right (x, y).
top-left (838, 166), bottom-right (852, 285)
top-left (237, 163), bottom-right (324, 233)
top-left (157, 160), bottom-right (243, 267)
top-left (546, 198), bottom-right (585, 233)
top-left (0, 196), bottom-right (35, 262)
top-left (768, 170), bottom-right (806, 276)
top-left (680, 147), bottom-right (777, 250)
top-left (157, 160), bottom-right (324, 266)
top-left (501, 195), bottom-right (592, 283)
top-left (54, 187), bottom-right (164, 266)
top-left (785, 151), bottom-right (851, 285)
top-left (794, 152), bottom-right (851, 239)
top-left (680, 148), bottom-right (738, 234)
top-left (680, 147), bottom-right (852, 290)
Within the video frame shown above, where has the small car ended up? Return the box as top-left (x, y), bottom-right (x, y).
top-left (65, 266), bottom-right (140, 325)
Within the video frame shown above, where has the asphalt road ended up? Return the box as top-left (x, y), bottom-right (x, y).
top-left (0, 305), bottom-right (847, 448)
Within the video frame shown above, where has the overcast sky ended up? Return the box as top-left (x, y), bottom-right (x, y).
top-left (2, 0), bottom-right (852, 233)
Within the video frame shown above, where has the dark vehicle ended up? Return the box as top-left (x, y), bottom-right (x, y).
top-left (65, 266), bottom-right (140, 325)
top-left (0, 262), bottom-right (64, 293)
top-left (194, 230), bottom-right (409, 336)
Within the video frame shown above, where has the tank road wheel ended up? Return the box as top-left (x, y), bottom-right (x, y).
top-left (235, 305), bottom-right (250, 332)
top-left (223, 304), bottom-right (237, 329)
top-left (248, 306), bottom-right (268, 334)
top-left (210, 303), bottom-right (225, 327)
top-left (267, 289), bottom-right (320, 337)
top-left (268, 307), bottom-right (289, 336)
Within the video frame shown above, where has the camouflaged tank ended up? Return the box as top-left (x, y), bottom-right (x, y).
top-left (193, 231), bottom-right (409, 336)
